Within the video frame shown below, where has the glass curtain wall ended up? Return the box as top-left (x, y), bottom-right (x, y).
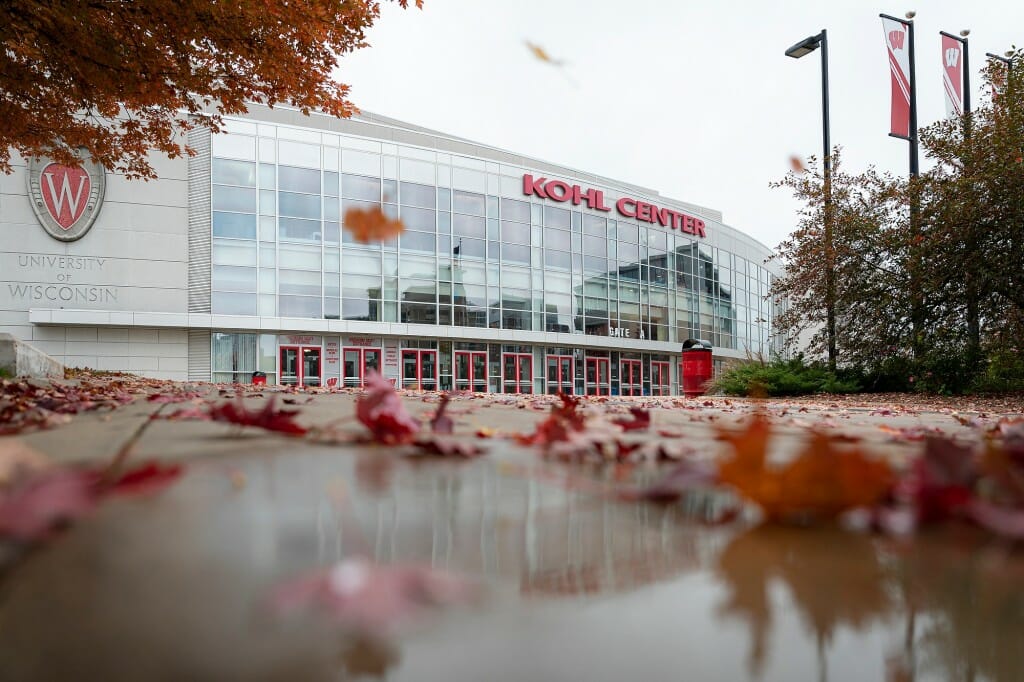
top-left (209, 120), bottom-right (774, 356)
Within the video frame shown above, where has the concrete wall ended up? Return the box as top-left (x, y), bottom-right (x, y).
top-left (0, 150), bottom-right (189, 376)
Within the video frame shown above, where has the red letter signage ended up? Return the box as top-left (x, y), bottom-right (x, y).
top-left (523, 174), bottom-right (707, 239)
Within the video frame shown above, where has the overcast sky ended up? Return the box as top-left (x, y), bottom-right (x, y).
top-left (336, 0), bottom-right (1022, 249)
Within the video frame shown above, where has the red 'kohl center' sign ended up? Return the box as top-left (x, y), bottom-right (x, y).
top-left (522, 174), bottom-right (706, 238)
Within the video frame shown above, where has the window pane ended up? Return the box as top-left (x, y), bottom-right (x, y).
top-left (502, 221), bottom-right (530, 244)
top-left (453, 213), bottom-right (485, 238)
top-left (342, 174), bottom-right (381, 201)
top-left (400, 182), bottom-right (435, 209)
top-left (212, 212), bottom-right (257, 239)
top-left (213, 265), bottom-right (256, 292)
top-left (212, 291), bottom-right (256, 315)
top-left (279, 295), bottom-right (322, 318)
top-left (279, 166), bottom-right (321, 194)
top-left (400, 230), bottom-right (435, 253)
top-left (545, 250), bottom-right (571, 270)
top-left (213, 159), bottom-right (256, 186)
top-left (278, 140), bottom-right (320, 168)
top-left (501, 198), bottom-right (530, 223)
top-left (343, 298), bottom-right (382, 321)
top-left (453, 190), bottom-right (485, 216)
top-left (502, 243), bottom-right (530, 265)
top-left (279, 217), bottom-right (321, 242)
top-left (279, 269), bottom-right (321, 296)
top-left (545, 228), bottom-right (571, 251)
top-left (454, 237), bottom-right (485, 260)
top-left (279, 192), bottom-right (321, 219)
top-left (401, 205), bottom-right (436, 232)
top-left (213, 134), bottom-right (255, 160)
top-left (544, 206), bottom-right (570, 229)
top-left (213, 186), bottom-right (256, 213)
top-left (323, 171), bottom-right (340, 196)
top-left (583, 214), bottom-right (606, 236)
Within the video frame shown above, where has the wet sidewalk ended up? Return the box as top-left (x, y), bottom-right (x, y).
top-left (1, 385), bottom-right (1023, 681)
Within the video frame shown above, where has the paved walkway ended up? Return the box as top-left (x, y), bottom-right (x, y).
top-left (1, 381), bottom-right (1021, 681)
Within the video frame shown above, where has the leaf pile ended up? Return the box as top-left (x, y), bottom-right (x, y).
top-left (1, 377), bottom-right (136, 435)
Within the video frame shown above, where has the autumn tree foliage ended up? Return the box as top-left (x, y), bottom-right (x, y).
top-left (770, 151), bottom-right (910, 370)
top-left (0, 0), bottom-right (421, 178)
top-left (772, 51), bottom-right (1024, 392)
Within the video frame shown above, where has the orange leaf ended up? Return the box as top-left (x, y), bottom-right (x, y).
top-left (524, 41), bottom-right (564, 66)
top-left (343, 206), bottom-right (404, 244)
top-left (718, 415), bottom-right (893, 522)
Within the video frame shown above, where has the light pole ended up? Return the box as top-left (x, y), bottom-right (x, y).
top-left (987, 51), bottom-right (1016, 95)
top-left (785, 30), bottom-right (836, 371)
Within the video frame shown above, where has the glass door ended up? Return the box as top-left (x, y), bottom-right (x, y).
top-left (301, 347), bottom-right (321, 387)
top-left (280, 345), bottom-right (320, 386)
top-left (455, 351), bottom-right (488, 392)
top-left (621, 359), bottom-right (643, 396)
top-left (343, 347), bottom-right (382, 387)
top-left (585, 357), bottom-right (610, 396)
top-left (503, 353), bottom-right (533, 394)
top-left (546, 354), bottom-right (574, 395)
top-left (402, 349), bottom-right (438, 391)
top-left (280, 346), bottom-right (300, 386)
top-left (651, 360), bottom-right (670, 396)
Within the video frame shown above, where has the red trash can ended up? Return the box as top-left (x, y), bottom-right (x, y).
top-left (251, 371), bottom-right (267, 386)
top-left (680, 339), bottom-right (713, 397)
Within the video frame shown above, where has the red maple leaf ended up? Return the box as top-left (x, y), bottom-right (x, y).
top-left (905, 436), bottom-right (978, 523)
top-left (355, 372), bottom-right (420, 445)
top-left (209, 396), bottom-right (308, 436)
top-left (612, 407), bottom-right (651, 432)
top-left (515, 393), bottom-right (585, 447)
top-left (105, 462), bottom-right (184, 496)
top-left (0, 469), bottom-right (98, 541)
top-left (430, 393), bottom-right (455, 434)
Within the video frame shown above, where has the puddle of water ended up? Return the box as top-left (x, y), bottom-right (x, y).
top-left (1, 446), bottom-right (1022, 681)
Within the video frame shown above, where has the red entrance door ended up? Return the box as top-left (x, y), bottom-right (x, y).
top-left (455, 351), bottom-right (488, 392)
top-left (585, 357), bottom-right (610, 396)
top-left (280, 345), bottom-right (321, 387)
top-left (621, 359), bottom-right (643, 396)
top-left (651, 360), bottom-right (670, 396)
top-left (343, 347), bottom-right (381, 387)
top-left (502, 353), bottom-right (533, 394)
top-left (546, 355), bottom-right (574, 395)
top-left (401, 349), bottom-right (438, 391)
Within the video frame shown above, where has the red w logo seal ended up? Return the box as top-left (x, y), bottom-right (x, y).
top-left (27, 152), bottom-right (106, 242)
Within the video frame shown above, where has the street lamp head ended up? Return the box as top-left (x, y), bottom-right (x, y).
top-left (905, 10), bottom-right (916, 19)
top-left (785, 34), bottom-right (822, 59)
top-left (960, 29), bottom-right (970, 37)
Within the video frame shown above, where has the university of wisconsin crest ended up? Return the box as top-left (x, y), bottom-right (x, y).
top-left (26, 152), bottom-right (106, 242)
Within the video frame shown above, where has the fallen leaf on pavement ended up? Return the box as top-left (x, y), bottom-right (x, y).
top-left (355, 372), bottom-right (421, 445)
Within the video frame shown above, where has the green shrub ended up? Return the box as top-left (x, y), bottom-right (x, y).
top-left (973, 348), bottom-right (1024, 393)
top-left (711, 356), bottom-right (860, 397)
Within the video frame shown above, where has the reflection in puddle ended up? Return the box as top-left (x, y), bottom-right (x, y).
top-left (714, 526), bottom-right (894, 676)
top-left (2, 450), bottom-right (1023, 681)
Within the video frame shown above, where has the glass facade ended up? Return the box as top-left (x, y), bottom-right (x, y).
top-left (208, 117), bottom-right (778, 393)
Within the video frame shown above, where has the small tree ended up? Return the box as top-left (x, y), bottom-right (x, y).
top-left (0, 0), bottom-right (421, 178)
top-left (770, 151), bottom-right (909, 368)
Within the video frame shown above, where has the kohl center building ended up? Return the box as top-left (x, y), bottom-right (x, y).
top-left (1, 107), bottom-right (781, 395)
